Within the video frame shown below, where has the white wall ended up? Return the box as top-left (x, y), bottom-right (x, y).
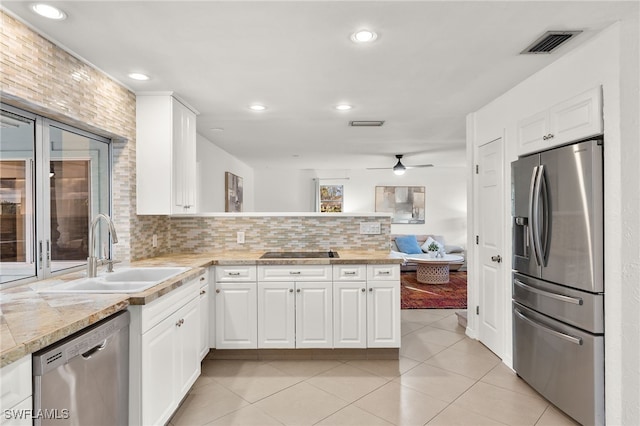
top-left (467, 20), bottom-right (639, 425)
top-left (253, 168), bottom-right (317, 212)
top-left (196, 133), bottom-right (255, 212)
top-left (253, 166), bottom-right (467, 247)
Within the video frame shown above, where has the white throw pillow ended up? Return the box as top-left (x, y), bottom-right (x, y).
top-left (421, 236), bottom-right (444, 252)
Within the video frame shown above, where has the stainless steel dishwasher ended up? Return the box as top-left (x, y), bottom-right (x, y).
top-left (32, 310), bottom-right (130, 426)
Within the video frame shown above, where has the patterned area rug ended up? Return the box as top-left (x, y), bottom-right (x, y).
top-left (401, 271), bottom-right (467, 309)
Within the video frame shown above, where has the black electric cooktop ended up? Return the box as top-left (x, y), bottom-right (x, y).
top-left (259, 251), bottom-right (339, 259)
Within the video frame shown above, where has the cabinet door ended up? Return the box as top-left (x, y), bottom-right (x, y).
top-left (215, 282), bottom-right (257, 349)
top-left (517, 110), bottom-right (549, 156)
top-left (295, 282), bottom-right (333, 348)
top-left (333, 282), bottom-right (367, 348)
top-left (176, 297), bottom-right (201, 398)
top-left (199, 283), bottom-right (210, 360)
top-left (141, 314), bottom-right (177, 426)
top-left (550, 86), bottom-right (603, 146)
top-left (367, 281), bottom-right (401, 348)
top-left (172, 99), bottom-right (197, 214)
top-left (258, 282), bottom-right (295, 348)
top-left (1, 396), bottom-right (32, 426)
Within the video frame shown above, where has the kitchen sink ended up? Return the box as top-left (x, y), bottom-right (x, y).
top-left (260, 251), bottom-right (339, 259)
top-left (40, 267), bottom-right (190, 294)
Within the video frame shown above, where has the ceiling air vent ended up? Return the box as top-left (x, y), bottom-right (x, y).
top-left (349, 120), bottom-right (385, 127)
top-left (521, 31), bottom-right (582, 54)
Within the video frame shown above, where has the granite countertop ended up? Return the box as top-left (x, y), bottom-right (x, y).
top-left (0, 250), bottom-right (401, 367)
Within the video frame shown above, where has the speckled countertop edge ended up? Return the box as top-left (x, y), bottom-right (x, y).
top-left (1, 250), bottom-right (401, 367)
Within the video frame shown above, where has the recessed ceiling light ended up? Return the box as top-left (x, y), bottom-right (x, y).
top-left (31, 3), bottom-right (67, 20)
top-left (351, 29), bottom-right (377, 43)
top-left (335, 104), bottom-right (353, 111)
top-left (210, 127), bottom-right (224, 132)
top-left (249, 104), bottom-right (267, 111)
top-left (128, 73), bottom-right (150, 81)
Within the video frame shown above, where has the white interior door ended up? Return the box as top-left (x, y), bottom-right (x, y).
top-left (477, 138), bottom-right (505, 357)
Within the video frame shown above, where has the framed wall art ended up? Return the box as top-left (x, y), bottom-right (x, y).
top-left (375, 186), bottom-right (425, 224)
top-left (225, 172), bottom-right (243, 212)
top-left (319, 185), bottom-right (343, 212)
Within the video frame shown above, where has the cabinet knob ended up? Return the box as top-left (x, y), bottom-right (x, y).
top-left (369, 288), bottom-right (373, 292)
top-left (200, 290), bottom-right (206, 295)
top-left (296, 289), bottom-right (301, 293)
top-left (361, 288), bottom-right (366, 292)
top-left (200, 276), bottom-right (205, 281)
top-left (289, 288), bottom-right (294, 293)
top-left (215, 289), bottom-right (221, 293)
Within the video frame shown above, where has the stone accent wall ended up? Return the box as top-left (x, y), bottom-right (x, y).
top-left (168, 216), bottom-right (391, 253)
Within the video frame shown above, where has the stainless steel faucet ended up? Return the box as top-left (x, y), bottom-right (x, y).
top-left (87, 213), bottom-right (118, 277)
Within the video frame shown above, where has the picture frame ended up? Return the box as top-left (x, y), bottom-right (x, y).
top-left (319, 185), bottom-right (343, 213)
top-left (225, 172), bottom-right (243, 212)
top-left (375, 186), bottom-right (425, 224)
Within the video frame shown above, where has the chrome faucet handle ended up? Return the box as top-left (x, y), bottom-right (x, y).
top-left (106, 259), bottom-right (122, 273)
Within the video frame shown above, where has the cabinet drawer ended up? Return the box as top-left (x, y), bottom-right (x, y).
top-left (140, 273), bottom-right (201, 333)
top-left (333, 265), bottom-right (366, 281)
top-left (367, 264), bottom-right (400, 281)
top-left (215, 265), bottom-right (257, 282)
top-left (0, 356), bottom-right (31, 411)
top-left (258, 265), bottom-right (332, 282)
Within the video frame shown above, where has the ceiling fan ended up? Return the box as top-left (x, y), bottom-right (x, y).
top-left (367, 154), bottom-right (434, 175)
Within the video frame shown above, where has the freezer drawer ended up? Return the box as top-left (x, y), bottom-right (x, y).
top-left (512, 272), bottom-right (603, 333)
top-left (513, 302), bottom-right (604, 426)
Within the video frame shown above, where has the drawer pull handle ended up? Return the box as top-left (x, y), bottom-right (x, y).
top-left (228, 272), bottom-right (241, 276)
top-left (176, 318), bottom-right (184, 327)
top-left (378, 271), bottom-right (390, 275)
top-left (514, 279), bottom-right (583, 305)
top-left (514, 308), bottom-right (582, 345)
top-left (344, 271), bottom-right (356, 275)
top-left (289, 271), bottom-right (301, 275)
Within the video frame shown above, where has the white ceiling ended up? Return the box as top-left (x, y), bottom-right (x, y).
top-left (2, 1), bottom-right (634, 170)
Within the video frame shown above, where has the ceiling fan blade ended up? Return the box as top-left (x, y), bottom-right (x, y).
top-left (406, 164), bottom-right (434, 168)
top-left (365, 167), bottom-right (392, 170)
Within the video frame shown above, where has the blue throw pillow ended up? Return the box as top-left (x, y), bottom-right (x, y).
top-left (395, 235), bottom-right (423, 254)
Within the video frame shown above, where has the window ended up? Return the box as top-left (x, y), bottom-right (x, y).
top-left (0, 104), bottom-right (111, 285)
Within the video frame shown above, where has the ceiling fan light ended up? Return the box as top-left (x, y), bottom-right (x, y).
top-left (393, 159), bottom-right (406, 175)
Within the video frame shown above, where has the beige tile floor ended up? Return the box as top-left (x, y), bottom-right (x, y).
top-left (170, 309), bottom-right (579, 426)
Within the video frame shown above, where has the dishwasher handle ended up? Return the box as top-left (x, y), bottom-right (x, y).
top-left (81, 340), bottom-right (107, 359)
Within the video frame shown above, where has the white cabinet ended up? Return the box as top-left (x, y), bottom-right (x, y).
top-left (517, 86), bottom-right (603, 155)
top-left (129, 272), bottom-right (203, 426)
top-left (333, 265), bottom-right (367, 348)
top-left (258, 282), bottom-right (295, 348)
top-left (199, 276), bottom-right (210, 360)
top-left (136, 92), bottom-right (198, 214)
top-left (257, 266), bottom-right (333, 349)
top-left (215, 266), bottom-right (258, 349)
top-left (366, 265), bottom-right (401, 348)
top-left (0, 356), bottom-right (32, 426)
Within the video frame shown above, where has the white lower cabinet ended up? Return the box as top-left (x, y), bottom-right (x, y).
top-left (333, 281), bottom-right (367, 348)
top-left (129, 272), bottom-right (203, 426)
top-left (199, 276), bottom-right (210, 360)
top-left (0, 355), bottom-right (32, 426)
top-left (257, 281), bottom-right (333, 348)
top-left (367, 280), bottom-right (401, 348)
top-left (215, 282), bottom-right (258, 349)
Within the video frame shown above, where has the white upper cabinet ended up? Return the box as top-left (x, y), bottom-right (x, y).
top-left (517, 86), bottom-right (603, 156)
top-left (136, 93), bottom-right (198, 214)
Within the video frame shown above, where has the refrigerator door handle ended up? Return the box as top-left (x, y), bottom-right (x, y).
top-left (539, 165), bottom-right (550, 265)
top-left (514, 307), bottom-right (583, 345)
top-left (514, 279), bottom-right (584, 305)
top-left (529, 166), bottom-right (544, 266)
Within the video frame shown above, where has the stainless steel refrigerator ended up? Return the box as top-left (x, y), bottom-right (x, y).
top-left (511, 138), bottom-right (604, 426)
